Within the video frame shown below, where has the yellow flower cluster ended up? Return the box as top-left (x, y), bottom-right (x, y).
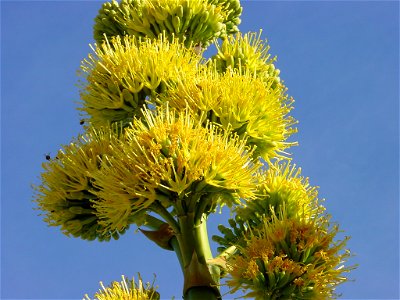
top-left (162, 69), bottom-right (297, 161)
top-left (226, 211), bottom-right (352, 299)
top-left (239, 162), bottom-right (322, 225)
top-left (34, 0), bottom-right (355, 296)
top-left (34, 126), bottom-right (126, 241)
top-left (213, 162), bottom-right (354, 298)
top-left (212, 31), bottom-right (282, 89)
top-left (79, 35), bottom-right (201, 127)
top-left (213, 162), bottom-right (321, 252)
top-left (93, 106), bottom-right (259, 231)
top-left (84, 275), bottom-right (159, 300)
top-left (35, 105), bottom-right (259, 238)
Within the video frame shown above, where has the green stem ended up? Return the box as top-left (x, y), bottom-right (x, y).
top-left (187, 192), bottom-right (202, 215)
top-left (194, 195), bottom-right (210, 225)
top-left (217, 245), bottom-right (237, 261)
top-left (149, 196), bottom-right (221, 299)
top-left (176, 213), bottom-right (197, 267)
top-left (195, 214), bottom-right (221, 287)
top-left (170, 236), bottom-right (184, 272)
top-left (194, 214), bottom-right (213, 262)
top-left (176, 213), bottom-right (221, 300)
top-left (150, 201), bottom-right (180, 234)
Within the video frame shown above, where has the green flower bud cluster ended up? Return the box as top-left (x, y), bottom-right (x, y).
top-left (93, 0), bottom-right (136, 45)
top-left (206, 0), bottom-right (242, 36)
top-left (93, 0), bottom-right (242, 48)
top-left (211, 31), bottom-right (282, 90)
top-left (34, 127), bottom-right (128, 241)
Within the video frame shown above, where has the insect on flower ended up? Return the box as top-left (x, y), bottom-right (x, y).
top-left (45, 153), bottom-right (51, 160)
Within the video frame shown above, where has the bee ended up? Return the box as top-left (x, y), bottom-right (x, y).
top-left (45, 153), bottom-right (51, 160)
top-left (79, 119), bottom-right (85, 125)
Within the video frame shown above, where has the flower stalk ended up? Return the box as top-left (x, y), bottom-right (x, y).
top-left (176, 212), bottom-right (221, 299)
top-left (34, 0), bottom-right (355, 299)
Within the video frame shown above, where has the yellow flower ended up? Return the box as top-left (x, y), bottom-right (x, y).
top-left (84, 275), bottom-right (159, 300)
top-left (163, 68), bottom-right (297, 162)
top-left (91, 132), bottom-right (159, 233)
top-left (238, 162), bottom-right (323, 226)
top-left (79, 34), bottom-right (201, 127)
top-left (95, 105), bottom-right (259, 220)
top-left (213, 162), bottom-right (323, 258)
top-left (226, 210), bottom-right (354, 299)
top-left (33, 126), bottom-right (127, 241)
top-left (212, 31), bottom-right (282, 89)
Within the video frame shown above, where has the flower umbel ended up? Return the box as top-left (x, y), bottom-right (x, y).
top-left (213, 162), bottom-right (322, 253)
top-left (225, 210), bottom-right (353, 299)
top-left (95, 105), bottom-right (259, 222)
top-left (79, 34), bottom-right (201, 127)
top-left (163, 68), bottom-right (298, 161)
top-left (34, 126), bottom-right (126, 241)
top-left (240, 162), bottom-right (323, 227)
top-left (84, 274), bottom-right (160, 300)
top-left (211, 31), bottom-right (282, 89)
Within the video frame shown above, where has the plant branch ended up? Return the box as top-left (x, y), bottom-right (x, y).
top-left (150, 201), bottom-right (180, 234)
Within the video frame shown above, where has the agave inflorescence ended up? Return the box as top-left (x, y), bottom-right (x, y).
top-left (84, 274), bottom-right (160, 300)
top-left (34, 126), bottom-right (127, 241)
top-left (92, 105), bottom-right (259, 233)
top-left (225, 210), bottom-right (353, 299)
top-left (34, 0), bottom-right (355, 298)
top-left (211, 31), bottom-right (282, 88)
top-left (162, 68), bottom-right (297, 162)
top-left (213, 163), bottom-right (354, 299)
top-left (79, 34), bottom-right (202, 127)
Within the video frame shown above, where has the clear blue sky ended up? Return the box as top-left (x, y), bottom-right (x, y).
top-left (1, 1), bottom-right (399, 299)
